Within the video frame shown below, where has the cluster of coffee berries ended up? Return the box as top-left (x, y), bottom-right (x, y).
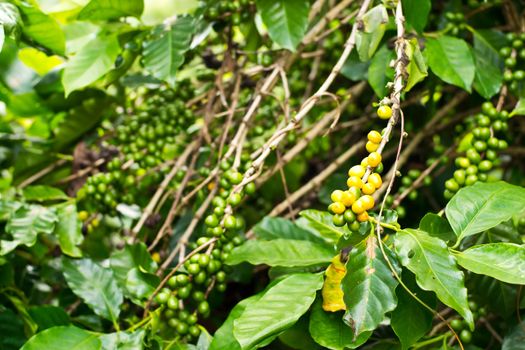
top-left (449, 301), bottom-right (486, 344)
top-left (115, 84), bottom-right (196, 169)
top-left (328, 105), bottom-right (391, 230)
top-left (202, 0), bottom-right (254, 26)
top-left (500, 32), bottom-right (525, 95)
top-left (444, 102), bottom-right (508, 199)
top-left (444, 12), bottom-right (466, 36)
top-left (204, 158), bottom-right (255, 239)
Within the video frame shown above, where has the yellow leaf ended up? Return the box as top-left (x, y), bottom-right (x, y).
top-left (18, 47), bottom-right (63, 76)
top-left (322, 254), bottom-right (347, 312)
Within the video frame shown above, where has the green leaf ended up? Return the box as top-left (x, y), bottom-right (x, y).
top-left (502, 321), bottom-right (525, 350)
top-left (511, 98), bottom-right (525, 116)
top-left (454, 243), bottom-right (525, 285)
top-left (17, 2), bottom-right (65, 55)
top-left (62, 34), bottom-right (120, 96)
top-left (391, 273), bottom-right (435, 350)
top-left (394, 229), bottom-right (473, 327)
top-left (253, 216), bottom-right (327, 245)
top-left (457, 133), bottom-right (473, 152)
top-left (2, 204), bottom-right (58, 255)
top-left (110, 243), bottom-right (158, 303)
top-left (367, 44), bottom-right (394, 98)
top-left (54, 203), bottom-right (83, 257)
top-left (255, 0), bottom-right (309, 51)
top-left (342, 235), bottom-right (399, 338)
top-left (233, 273), bottom-right (323, 350)
top-left (402, 0), bottom-right (430, 33)
top-left (472, 31), bottom-right (503, 99)
top-left (425, 36), bottom-right (475, 91)
top-left (210, 294), bottom-right (263, 350)
top-left (341, 50), bottom-right (369, 81)
top-left (309, 298), bottom-right (371, 350)
top-left (405, 38), bottom-right (427, 91)
top-left (297, 209), bottom-right (349, 242)
top-left (22, 185), bottom-right (68, 202)
top-left (225, 239), bottom-right (334, 267)
top-left (63, 258), bottom-right (123, 321)
top-left (279, 314), bottom-right (321, 350)
top-left (78, 0), bottom-right (144, 21)
top-left (143, 17), bottom-right (194, 87)
top-left (445, 181), bottom-right (525, 243)
top-left (0, 309), bottom-right (27, 350)
top-left (356, 5), bottom-right (388, 61)
top-left (28, 306), bottom-right (70, 331)
top-left (99, 330), bottom-right (145, 350)
top-left (21, 326), bottom-right (101, 350)
top-left (418, 213), bottom-right (455, 242)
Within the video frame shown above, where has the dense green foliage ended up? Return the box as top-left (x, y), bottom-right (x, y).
top-left (1, 0), bottom-right (525, 349)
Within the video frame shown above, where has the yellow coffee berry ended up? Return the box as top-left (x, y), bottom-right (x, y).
top-left (341, 191), bottom-right (357, 207)
top-left (362, 183), bottom-right (376, 195)
top-left (368, 173), bottom-right (382, 189)
top-left (360, 195), bottom-right (375, 210)
top-left (367, 130), bottom-right (382, 143)
top-left (357, 211), bottom-right (369, 222)
top-left (347, 176), bottom-right (363, 189)
top-left (377, 105), bottom-right (392, 119)
top-left (348, 165), bottom-right (365, 178)
top-left (366, 141), bottom-right (379, 153)
top-left (78, 210), bottom-right (89, 221)
top-left (361, 158), bottom-right (369, 167)
top-left (330, 202), bottom-right (346, 215)
top-left (367, 152), bottom-right (382, 167)
top-left (331, 190), bottom-right (344, 203)
top-left (351, 199), bottom-right (366, 214)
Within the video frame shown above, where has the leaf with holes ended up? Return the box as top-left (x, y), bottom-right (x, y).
top-left (255, 0), bottom-right (309, 51)
top-left (225, 239), bottom-right (334, 267)
top-left (2, 204), bottom-right (58, 255)
top-left (143, 17), bottom-right (195, 86)
top-left (394, 229), bottom-right (473, 328)
top-left (454, 243), bottom-right (525, 285)
top-left (445, 181), bottom-right (525, 243)
top-left (63, 258), bottom-right (123, 322)
top-left (233, 273), bottom-right (323, 350)
top-left (342, 235), bottom-right (399, 338)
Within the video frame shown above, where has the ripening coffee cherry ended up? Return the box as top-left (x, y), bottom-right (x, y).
top-left (377, 105), bottom-right (393, 119)
top-left (367, 152), bottom-right (382, 167)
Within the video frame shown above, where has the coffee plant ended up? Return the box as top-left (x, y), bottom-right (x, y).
top-left (1, 0), bottom-right (525, 349)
